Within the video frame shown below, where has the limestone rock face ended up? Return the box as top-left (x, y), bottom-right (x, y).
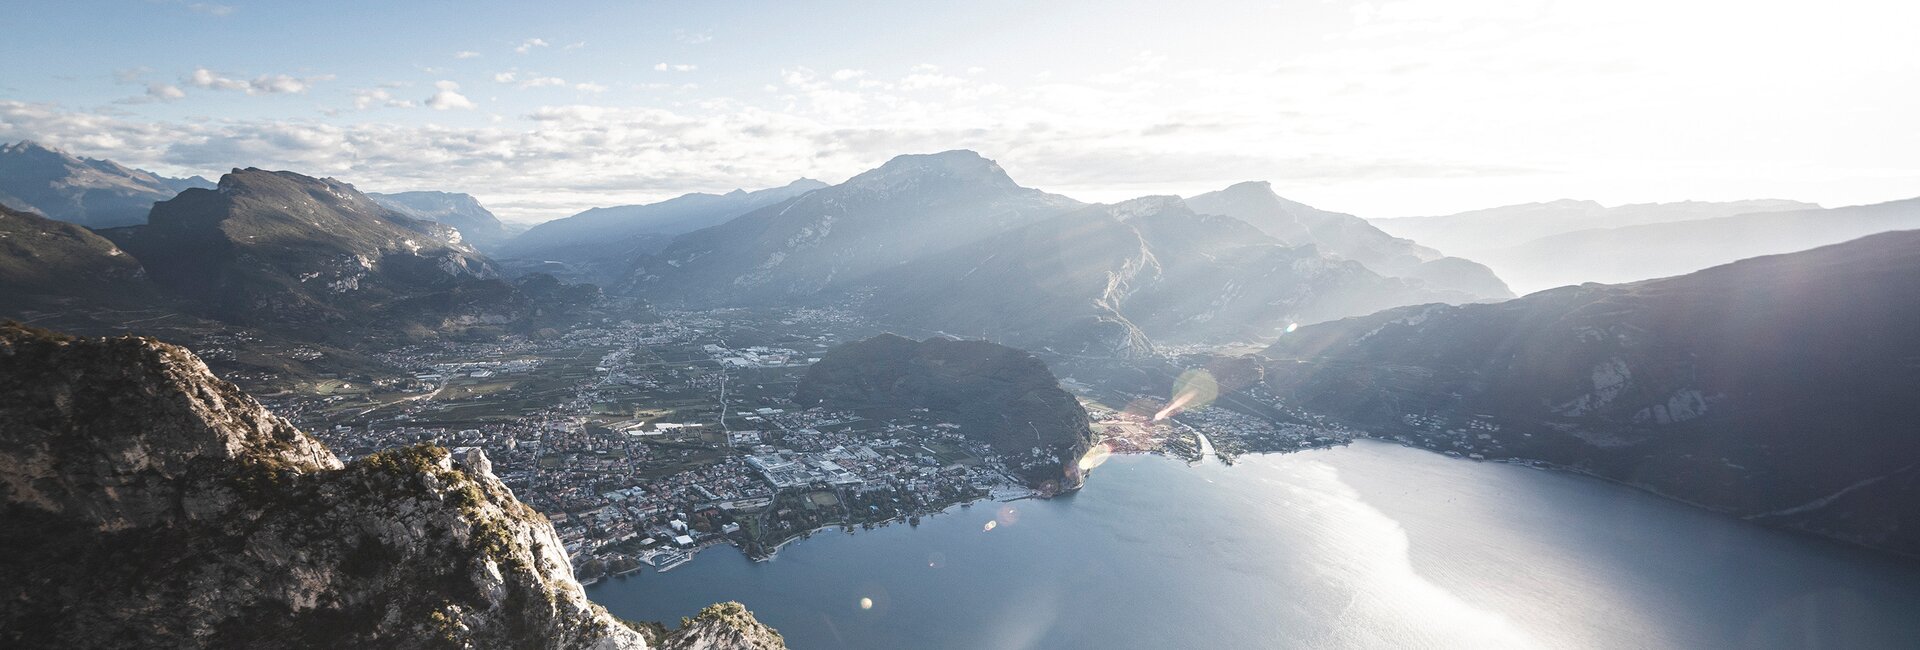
top-left (0, 324), bottom-right (653, 649)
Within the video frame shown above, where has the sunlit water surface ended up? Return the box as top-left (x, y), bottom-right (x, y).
top-left (588, 441), bottom-right (1920, 649)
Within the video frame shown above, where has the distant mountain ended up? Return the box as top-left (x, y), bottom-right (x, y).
top-left (864, 197), bottom-right (1481, 356)
top-left (1469, 197), bottom-right (1920, 294)
top-left (368, 190), bottom-right (512, 250)
top-left (0, 140), bottom-right (213, 228)
top-left (498, 180), bottom-right (827, 281)
top-left (795, 333), bottom-right (1095, 491)
top-left (98, 168), bottom-right (592, 341)
top-left (1262, 230), bottom-right (1920, 557)
top-left (0, 324), bottom-right (783, 649)
top-left (0, 203), bottom-right (155, 308)
top-left (1186, 181), bottom-right (1512, 299)
top-left (1371, 198), bottom-right (1818, 254)
top-left (630, 151), bottom-right (1082, 303)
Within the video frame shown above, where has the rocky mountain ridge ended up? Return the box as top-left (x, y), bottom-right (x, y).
top-left (0, 323), bottom-right (783, 649)
top-left (369, 190), bottom-right (514, 250)
top-left (94, 168), bottom-right (593, 341)
top-left (0, 140), bottom-right (212, 228)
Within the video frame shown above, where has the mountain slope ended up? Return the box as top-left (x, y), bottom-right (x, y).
top-left (501, 180), bottom-right (827, 269)
top-left (630, 151), bottom-right (1082, 303)
top-left (1262, 230), bottom-right (1920, 556)
top-left (0, 203), bottom-right (155, 308)
top-left (795, 333), bottom-right (1095, 491)
top-left (0, 140), bottom-right (212, 228)
top-left (1186, 181), bottom-right (1512, 299)
top-left (1469, 197), bottom-right (1920, 293)
top-left (369, 190), bottom-right (513, 250)
top-left (0, 323), bottom-right (784, 649)
top-left (861, 197), bottom-right (1480, 354)
top-left (97, 168), bottom-right (591, 339)
top-left (1370, 198), bottom-right (1819, 254)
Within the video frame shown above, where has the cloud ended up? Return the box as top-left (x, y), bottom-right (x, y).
top-left (574, 82), bottom-right (608, 93)
top-left (185, 67), bottom-right (331, 95)
top-left (674, 29), bottom-right (713, 45)
top-left (520, 75), bottom-right (567, 88)
top-left (352, 88), bottom-right (414, 110)
top-left (454, 50), bottom-right (482, 59)
top-left (113, 83), bottom-right (187, 105)
top-left (514, 38), bottom-right (548, 54)
top-left (563, 41), bottom-right (587, 51)
top-left (424, 81), bottom-right (476, 110)
top-left (145, 83), bottom-right (186, 101)
top-left (492, 71), bottom-right (517, 83)
top-left (186, 3), bottom-right (235, 16)
top-left (653, 63), bottom-right (698, 72)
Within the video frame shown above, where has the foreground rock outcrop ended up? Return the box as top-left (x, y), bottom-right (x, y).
top-left (0, 323), bottom-right (781, 649)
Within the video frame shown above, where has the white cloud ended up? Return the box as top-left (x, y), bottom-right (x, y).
top-left (563, 41), bottom-right (587, 50)
top-left (352, 88), bottom-right (414, 110)
top-left (575, 82), bottom-right (608, 93)
top-left (454, 50), bottom-right (482, 59)
top-left (653, 63), bottom-right (698, 72)
top-left (424, 81), bottom-right (476, 110)
top-left (13, 0), bottom-right (1918, 222)
top-left (520, 76), bottom-right (567, 88)
top-left (146, 83), bottom-right (186, 101)
top-left (514, 38), bottom-right (548, 54)
top-left (674, 29), bottom-right (713, 45)
top-left (187, 3), bottom-right (235, 16)
top-left (185, 67), bottom-right (331, 95)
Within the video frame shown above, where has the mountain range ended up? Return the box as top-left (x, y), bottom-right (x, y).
top-left (629, 150), bottom-right (1511, 353)
top-left (1261, 230), bottom-right (1920, 557)
top-left (0, 166), bottom-right (596, 346)
top-left (0, 323), bottom-right (784, 649)
top-left (1187, 181), bottom-right (1511, 298)
top-left (368, 190), bottom-right (516, 251)
top-left (1371, 198), bottom-right (1819, 253)
top-left (1464, 198), bottom-right (1920, 293)
top-left (0, 140), bottom-right (213, 228)
top-left (498, 180), bottom-right (828, 283)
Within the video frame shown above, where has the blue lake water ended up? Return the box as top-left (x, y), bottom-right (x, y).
top-left (588, 441), bottom-right (1920, 649)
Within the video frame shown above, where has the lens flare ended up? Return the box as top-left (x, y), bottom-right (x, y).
top-left (859, 597), bottom-right (873, 610)
top-left (1285, 322), bottom-right (1299, 333)
top-left (1153, 368), bottom-right (1219, 421)
top-left (1078, 442), bottom-right (1113, 471)
top-left (983, 520), bottom-right (998, 532)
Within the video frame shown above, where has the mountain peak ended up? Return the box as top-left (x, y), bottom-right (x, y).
top-left (847, 150), bottom-right (1017, 190)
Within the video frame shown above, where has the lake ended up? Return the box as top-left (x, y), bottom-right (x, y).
top-left (587, 441), bottom-right (1920, 649)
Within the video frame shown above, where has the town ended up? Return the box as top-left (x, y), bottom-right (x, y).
top-left (253, 307), bottom-right (1359, 584)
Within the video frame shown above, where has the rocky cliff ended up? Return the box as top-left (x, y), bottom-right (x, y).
top-left (0, 323), bottom-right (782, 649)
top-left (795, 334), bottom-right (1095, 490)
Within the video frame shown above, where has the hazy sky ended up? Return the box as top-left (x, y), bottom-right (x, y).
top-left (2, 0), bottom-right (1915, 223)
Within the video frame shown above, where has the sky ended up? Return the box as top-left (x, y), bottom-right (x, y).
top-left (2, 0), bottom-right (1916, 224)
